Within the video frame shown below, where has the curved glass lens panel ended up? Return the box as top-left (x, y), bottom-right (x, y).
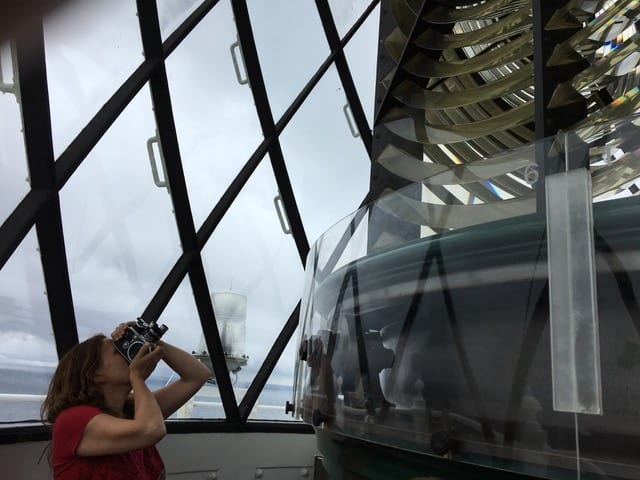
top-left (0, 228), bottom-right (56, 423)
top-left (59, 84), bottom-right (181, 340)
top-left (295, 114), bottom-right (640, 479)
top-left (43, 0), bottom-right (143, 157)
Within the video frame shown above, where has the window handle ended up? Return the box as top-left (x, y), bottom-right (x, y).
top-left (343, 103), bottom-right (360, 138)
top-left (146, 132), bottom-right (170, 192)
top-left (230, 39), bottom-right (249, 85)
top-left (273, 193), bottom-right (291, 235)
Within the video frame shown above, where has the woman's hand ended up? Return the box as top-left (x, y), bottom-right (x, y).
top-left (129, 342), bottom-right (164, 381)
top-left (111, 321), bottom-right (136, 341)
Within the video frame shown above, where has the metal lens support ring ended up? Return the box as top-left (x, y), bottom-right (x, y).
top-left (524, 164), bottom-right (539, 185)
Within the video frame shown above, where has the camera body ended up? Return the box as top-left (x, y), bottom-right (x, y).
top-left (113, 317), bottom-right (169, 363)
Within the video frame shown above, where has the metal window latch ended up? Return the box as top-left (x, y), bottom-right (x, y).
top-left (146, 130), bottom-right (170, 193)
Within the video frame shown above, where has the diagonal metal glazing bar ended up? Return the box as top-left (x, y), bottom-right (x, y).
top-left (239, 302), bottom-right (301, 421)
top-left (231, 0), bottom-right (310, 264)
top-left (195, 0), bottom-right (381, 250)
top-left (0, 191), bottom-right (49, 272)
top-left (141, 253), bottom-right (195, 322)
top-left (316, 0), bottom-right (376, 157)
top-left (273, 0), bottom-right (380, 142)
top-left (15, 21), bottom-right (79, 358)
top-left (223, 0), bottom-right (372, 418)
top-left (162, 0), bottom-right (221, 58)
top-left (374, 0), bottom-right (429, 127)
top-left (0, 60), bottom-right (150, 271)
top-left (0, 1), bottom-right (220, 272)
top-left (137, 0), bottom-right (240, 423)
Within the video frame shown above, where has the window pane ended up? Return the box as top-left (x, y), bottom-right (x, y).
top-left (279, 64), bottom-right (370, 244)
top-left (328, 0), bottom-right (374, 39)
top-left (247, 0), bottom-right (330, 121)
top-left (158, 0), bottom-right (203, 41)
top-left (250, 332), bottom-right (301, 421)
top-left (44, 0), bottom-right (144, 157)
top-left (0, 41), bottom-right (30, 226)
top-left (0, 228), bottom-right (57, 422)
top-left (201, 157), bottom-right (304, 411)
top-left (343, 3), bottom-right (380, 126)
top-left (153, 276), bottom-right (222, 419)
top-left (59, 84), bottom-right (182, 339)
top-left (166, 0), bottom-right (263, 230)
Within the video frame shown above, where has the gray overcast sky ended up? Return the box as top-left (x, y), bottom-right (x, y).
top-left (0, 0), bottom-right (378, 405)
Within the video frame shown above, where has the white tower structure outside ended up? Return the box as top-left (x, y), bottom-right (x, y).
top-left (195, 291), bottom-right (249, 384)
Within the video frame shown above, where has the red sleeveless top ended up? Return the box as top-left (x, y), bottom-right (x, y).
top-left (52, 405), bottom-right (165, 480)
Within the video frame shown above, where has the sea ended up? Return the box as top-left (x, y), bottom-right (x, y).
top-left (0, 366), bottom-right (298, 424)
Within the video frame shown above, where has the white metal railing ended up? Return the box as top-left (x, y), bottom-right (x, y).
top-left (177, 399), bottom-right (288, 419)
top-left (0, 394), bottom-right (292, 421)
top-left (0, 393), bottom-right (45, 402)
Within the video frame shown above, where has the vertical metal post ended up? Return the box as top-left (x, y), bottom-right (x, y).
top-left (15, 20), bottom-right (79, 357)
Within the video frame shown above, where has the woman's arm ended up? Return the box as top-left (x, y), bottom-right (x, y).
top-left (76, 344), bottom-right (167, 456)
top-left (153, 340), bottom-right (211, 418)
top-left (109, 322), bottom-right (211, 419)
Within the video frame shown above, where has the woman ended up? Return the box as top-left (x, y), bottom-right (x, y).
top-left (40, 322), bottom-right (211, 479)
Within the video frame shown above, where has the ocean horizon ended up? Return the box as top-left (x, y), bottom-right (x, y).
top-left (0, 366), bottom-right (297, 423)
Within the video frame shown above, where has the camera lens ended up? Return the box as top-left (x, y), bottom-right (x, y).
top-left (127, 340), bottom-right (144, 360)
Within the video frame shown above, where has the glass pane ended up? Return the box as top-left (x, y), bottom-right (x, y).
top-left (158, 0), bottom-right (202, 41)
top-left (166, 0), bottom-right (263, 230)
top-left (201, 157), bottom-right (304, 408)
top-left (247, 0), bottom-right (330, 121)
top-left (294, 114), bottom-right (640, 480)
top-left (279, 63), bottom-right (371, 245)
top-left (573, 117), bottom-right (640, 480)
top-left (328, 0), bottom-right (374, 39)
top-left (343, 3), bottom-right (380, 126)
top-left (250, 331), bottom-right (301, 421)
top-left (154, 276), bottom-right (221, 419)
top-left (0, 41), bottom-right (30, 226)
top-left (0, 228), bottom-right (57, 422)
top-left (295, 178), bottom-right (578, 478)
top-left (43, 0), bottom-right (144, 157)
top-left (59, 84), bottom-right (182, 340)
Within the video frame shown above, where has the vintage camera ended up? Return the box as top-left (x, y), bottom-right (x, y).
top-left (113, 317), bottom-right (168, 363)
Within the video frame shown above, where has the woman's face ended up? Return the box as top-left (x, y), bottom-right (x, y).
top-left (95, 338), bottom-right (130, 385)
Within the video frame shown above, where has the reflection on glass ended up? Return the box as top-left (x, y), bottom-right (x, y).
top-left (165, 0), bottom-right (263, 230)
top-left (295, 115), bottom-right (640, 479)
top-left (0, 41), bottom-right (29, 226)
top-left (157, 0), bottom-right (202, 41)
top-left (43, 0), bottom-right (143, 157)
top-left (201, 157), bottom-right (304, 413)
top-left (0, 228), bottom-right (57, 422)
top-left (59, 84), bottom-right (181, 342)
top-left (247, 0), bottom-right (330, 121)
top-left (279, 64), bottom-right (370, 245)
top-left (343, 3), bottom-right (380, 126)
top-left (154, 276), bottom-right (221, 419)
top-left (328, 0), bottom-right (374, 39)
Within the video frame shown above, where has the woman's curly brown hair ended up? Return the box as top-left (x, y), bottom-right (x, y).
top-left (40, 334), bottom-right (107, 424)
